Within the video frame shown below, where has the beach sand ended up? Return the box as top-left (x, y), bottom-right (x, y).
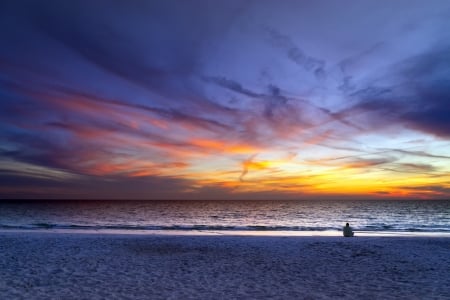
top-left (0, 232), bottom-right (449, 299)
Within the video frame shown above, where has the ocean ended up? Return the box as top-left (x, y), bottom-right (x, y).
top-left (0, 200), bottom-right (449, 235)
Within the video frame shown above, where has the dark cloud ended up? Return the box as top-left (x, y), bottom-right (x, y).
top-left (203, 74), bottom-right (359, 134)
top-left (202, 76), bottom-right (293, 124)
top-left (384, 149), bottom-right (450, 160)
top-left (50, 85), bottom-right (233, 132)
top-left (239, 154), bottom-right (257, 182)
top-left (263, 84), bottom-right (289, 119)
top-left (399, 184), bottom-right (450, 197)
top-left (202, 76), bottom-right (261, 98)
top-left (0, 173), bottom-right (195, 200)
top-left (380, 164), bottom-right (442, 177)
top-left (338, 42), bottom-right (386, 77)
top-left (0, 0), bottom-right (248, 104)
top-left (202, 76), bottom-right (291, 121)
top-left (344, 157), bottom-right (395, 169)
top-left (2, 132), bottom-right (69, 171)
top-left (398, 49), bottom-right (450, 137)
top-left (397, 163), bottom-right (436, 173)
top-left (264, 27), bottom-right (326, 80)
top-left (344, 47), bottom-right (450, 137)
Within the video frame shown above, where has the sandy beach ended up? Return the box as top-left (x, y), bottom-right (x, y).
top-left (0, 232), bottom-right (449, 299)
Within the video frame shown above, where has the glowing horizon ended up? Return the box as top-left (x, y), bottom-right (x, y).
top-left (1, 1), bottom-right (450, 200)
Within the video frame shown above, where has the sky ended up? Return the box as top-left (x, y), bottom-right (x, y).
top-left (1, 0), bottom-right (450, 200)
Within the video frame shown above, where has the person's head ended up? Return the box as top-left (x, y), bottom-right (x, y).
top-left (346, 223), bottom-right (349, 227)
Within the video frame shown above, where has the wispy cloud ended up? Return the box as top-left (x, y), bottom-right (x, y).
top-left (264, 27), bottom-right (326, 80)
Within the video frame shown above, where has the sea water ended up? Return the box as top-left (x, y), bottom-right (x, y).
top-left (0, 200), bottom-right (449, 235)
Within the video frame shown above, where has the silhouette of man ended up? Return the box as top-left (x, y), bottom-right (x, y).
top-left (343, 223), bottom-right (354, 237)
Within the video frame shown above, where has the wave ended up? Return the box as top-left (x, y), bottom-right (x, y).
top-left (1, 223), bottom-right (450, 232)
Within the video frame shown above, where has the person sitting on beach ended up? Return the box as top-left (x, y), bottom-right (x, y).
top-left (343, 223), bottom-right (354, 237)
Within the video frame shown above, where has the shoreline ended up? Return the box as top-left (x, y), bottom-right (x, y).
top-left (1, 228), bottom-right (450, 237)
top-left (1, 231), bottom-right (449, 299)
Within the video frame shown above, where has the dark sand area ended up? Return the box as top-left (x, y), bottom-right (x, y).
top-left (1, 232), bottom-right (449, 299)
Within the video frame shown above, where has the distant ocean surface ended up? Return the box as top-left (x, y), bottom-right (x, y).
top-left (0, 200), bottom-right (449, 235)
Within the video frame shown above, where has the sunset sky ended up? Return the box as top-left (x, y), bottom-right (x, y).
top-left (1, 0), bottom-right (450, 200)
